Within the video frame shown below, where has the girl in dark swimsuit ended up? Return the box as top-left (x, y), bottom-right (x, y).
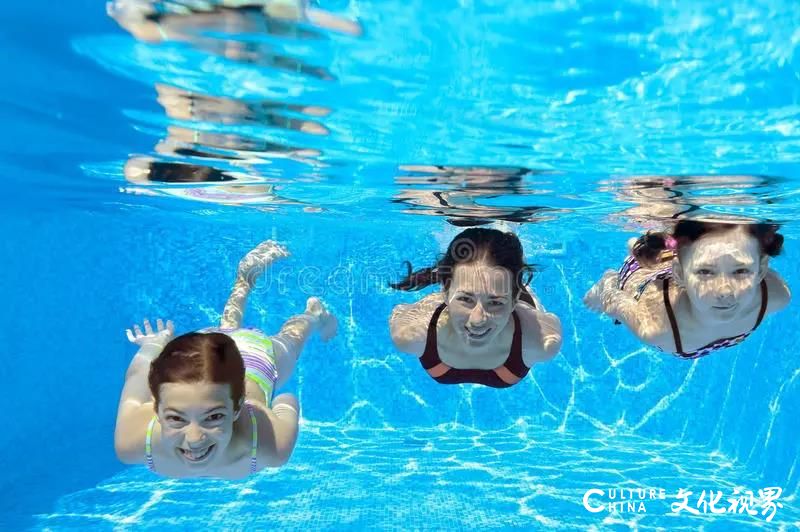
top-left (389, 228), bottom-right (562, 388)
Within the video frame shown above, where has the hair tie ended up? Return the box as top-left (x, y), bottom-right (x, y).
top-left (664, 236), bottom-right (678, 250)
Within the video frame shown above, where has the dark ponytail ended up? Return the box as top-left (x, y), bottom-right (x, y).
top-left (631, 232), bottom-right (675, 265)
top-left (389, 262), bottom-right (440, 291)
top-left (750, 223), bottom-right (784, 257)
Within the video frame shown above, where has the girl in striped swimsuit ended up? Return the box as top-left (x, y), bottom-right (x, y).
top-left (584, 220), bottom-right (791, 359)
top-left (114, 240), bottom-right (337, 478)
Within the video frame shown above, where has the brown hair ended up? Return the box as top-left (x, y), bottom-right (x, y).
top-left (390, 227), bottom-right (534, 299)
top-left (632, 220), bottom-right (784, 265)
top-left (148, 332), bottom-right (245, 409)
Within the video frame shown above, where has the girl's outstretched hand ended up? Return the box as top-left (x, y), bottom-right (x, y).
top-left (126, 318), bottom-right (175, 347)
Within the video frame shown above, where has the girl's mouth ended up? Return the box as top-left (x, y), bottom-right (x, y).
top-left (179, 444), bottom-right (215, 463)
top-left (466, 327), bottom-right (491, 339)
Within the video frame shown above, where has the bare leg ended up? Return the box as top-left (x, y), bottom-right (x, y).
top-left (272, 297), bottom-right (337, 389)
top-left (220, 240), bottom-right (290, 329)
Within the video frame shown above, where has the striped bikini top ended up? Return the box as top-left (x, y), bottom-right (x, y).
top-left (420, 303), bottom-right (528, 388)
top-left (663, 278), bottom-right (769, 360)
top-left (145, 402), bottom-right (258, 475)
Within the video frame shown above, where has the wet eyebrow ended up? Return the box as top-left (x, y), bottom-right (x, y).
top-left (455, 291), bottom-right (508, 299)
top-left (165, 406), bottom-right (226, 416)
top-left (695, 260), bottom-right (753, 269)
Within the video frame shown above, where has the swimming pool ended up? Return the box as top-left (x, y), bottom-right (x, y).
top-left (2, 0), bottom-right (800, 529)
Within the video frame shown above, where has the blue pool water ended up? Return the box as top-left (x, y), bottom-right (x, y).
top-left (2, 0), bottom-right (800, 529)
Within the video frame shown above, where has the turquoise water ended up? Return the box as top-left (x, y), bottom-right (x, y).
top-left (31, 426), bottom-right (785, 530)
top-left (2, 0), bottom-right (800, 529)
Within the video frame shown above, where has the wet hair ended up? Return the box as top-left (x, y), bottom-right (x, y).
top-left (632, 220), bottom-right (784, 265)
top-left (149, 332), bottom-right (245, 410)
top-left (391, 228), bottom-right (533, 298)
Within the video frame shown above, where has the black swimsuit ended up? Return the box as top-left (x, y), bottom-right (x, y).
top-left (419, 303), bottom-right (530, 388)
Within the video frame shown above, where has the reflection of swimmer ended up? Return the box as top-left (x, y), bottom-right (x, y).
top-left (152, 84), bottom-right (327, 168)
top-left (393, 166), bottom-right (556, 226)
top-left (115, 241), bottom-right (337, 478)
top-left (603, 175), bottom-right (781, 231)
top-left (156, 84), bottom-right (331, 137)
top-left (396, 165), bottom-right (534, 188)
top-left (389, 228), bottom-right (562, 388)
top-left (108, 0), bottom-right (362, 45)
top-left (584, 220), bottom-right (791, 359)
top-left (108, 0), bottom-right (362, 81)
top-left (123, 156), bottom-right (308, 206)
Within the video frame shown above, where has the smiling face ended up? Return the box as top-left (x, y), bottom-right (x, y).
top-left (445, 261), bottom-right (516, 350)
top-left (675, 226), bottom-right (767, 322)
top-left (156, 382), bottom-right (240, 469)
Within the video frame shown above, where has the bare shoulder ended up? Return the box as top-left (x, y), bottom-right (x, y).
top-left (389, 293), bottom-right (444, 356)
top-left (114, 402), bottom-right (155, 465)
top-left (620, 279), bottom-right (675, 346)
top-left (765, 269), bottom-right (791, 313)
top-left (249, 401), bottom-right (298, 468)
top-left (516, 302), bottom-right (562, 366)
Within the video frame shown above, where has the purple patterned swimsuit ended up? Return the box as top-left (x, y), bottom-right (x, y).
top-left (617, 256), bottom-right (768, 359)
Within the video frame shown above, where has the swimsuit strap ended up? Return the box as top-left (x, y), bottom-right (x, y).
top-left (662, 278), bottom-right (685, 355)
top-left (754, 278), bottom-right (769, 329)
top-left (145, 415), bottom-right (158, 472)
top-left (247, 402), bottom-right (258, 474)
top-left (419, 303), bottom-right (527, 380)
top-left (618, 255), bottom-right (642, 291)
top-left (664, 277), bottom-right (769, 357)
top-left (420, 303), bottom-right (448, 370)
top-left (499, 311), bottom-right (526, 377)
top-left (142, 409), bottom-right (257, 475)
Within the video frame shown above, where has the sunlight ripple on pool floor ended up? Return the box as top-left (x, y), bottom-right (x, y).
top-left (35, 423), bottom-right (799, 530)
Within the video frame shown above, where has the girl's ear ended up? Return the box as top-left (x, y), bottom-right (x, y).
top-left (233, 398), bottom-right (244, 421)
top-left (758, 255), bottom-right (770, 282)
top-left (671, 256), bottom-right (685, 288)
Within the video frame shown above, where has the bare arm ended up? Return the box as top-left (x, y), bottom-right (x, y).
top-left (584, 270), bottom-right (668, 345)
top-left (114, 320), bottom-right (174, 463)
top-left (516, 301), bottom-right (563, 366)
top-left (765, 268), bottom-right (791, 314)
top-left (389, 292), bottom-right (444, 356)
top-left (254, 393), bottom-right (299, 467)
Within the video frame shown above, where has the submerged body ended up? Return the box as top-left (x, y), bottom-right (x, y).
top-left (585, 222), bottom-right (790, 358)
top-left (390, 228), bottom-right (562, 387)
top-left (114, 241), bottom-right (337, 478)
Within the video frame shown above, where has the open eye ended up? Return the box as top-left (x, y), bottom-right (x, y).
top-left (166, 415), bottom-right (185, 424)
top-left (734, 268), bottom-right (751, 275)
top-left (696, 268), bottom-right (713, 276)
top-left (456, 295), bottom-right (474, 304)
top-left (488, 300), bottom-right (505, 307)
top-left (206, 413), bottom-right (225, 422)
